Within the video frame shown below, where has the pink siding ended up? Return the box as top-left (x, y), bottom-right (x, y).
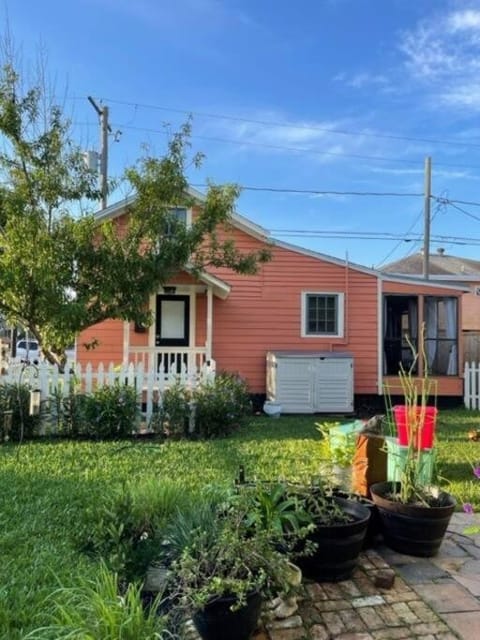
top-left (207, 230), bottom-right (378, 394)
top-left (79, 319), bottom-right (124, 367)
top-left (462, 288), bottom-right (480, 331)
top-left (78, 208), bottom-right (465, 397)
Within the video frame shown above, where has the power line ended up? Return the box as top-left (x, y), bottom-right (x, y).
top-left (190, 183), bottom-right (422, 197)
top-left (375, 208), bottom-right (424, 268)
top-left (439, 197), bottom-right (480, 208)
top-left (89, 96), bottom-right (480, 151)
top-left (269, 229), bottom-right (480, 246)
top-left (73, 120), bottom-right (480, 170)
top-left (445, 201), bottom-right (480, 223)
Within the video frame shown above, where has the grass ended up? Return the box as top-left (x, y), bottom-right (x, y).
top-left (1, 410), bottom-right (480, 638)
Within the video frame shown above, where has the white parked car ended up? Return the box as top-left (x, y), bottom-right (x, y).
top-left (15, 339), bottom-right (41, 362)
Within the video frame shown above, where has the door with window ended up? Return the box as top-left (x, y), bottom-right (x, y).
top-left (155, 294), bottom-right (190, 372)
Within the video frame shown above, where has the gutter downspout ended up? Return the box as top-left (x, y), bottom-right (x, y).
top-left (206, 286), bottom-right (213, 363)
top-left (377, 276), bottom-right (383, 395)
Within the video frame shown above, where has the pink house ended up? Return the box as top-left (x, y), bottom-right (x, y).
top-left (77, 191), bottom-right (466, 410)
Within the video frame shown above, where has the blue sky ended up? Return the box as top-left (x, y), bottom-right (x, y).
top-left (8, 0), bottom-right (480, 268)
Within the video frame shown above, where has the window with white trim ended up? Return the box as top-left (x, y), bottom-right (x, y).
top-left (301, 292), bottom-right (345, 338)
top-left (164, 207), bottom-right (189, 236)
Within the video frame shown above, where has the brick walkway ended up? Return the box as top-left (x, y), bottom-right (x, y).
top-left (252, 513), bottom-right (480, 640)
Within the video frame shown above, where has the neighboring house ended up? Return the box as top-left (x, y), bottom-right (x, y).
top-left (77, 193), bottom-right (467, 409)
top-left (382, 249), bottom-right (480, 363)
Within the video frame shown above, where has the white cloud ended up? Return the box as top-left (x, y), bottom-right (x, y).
top-left (89, 0), bottom-right (256, 34)
top-left (197, 110), bottom-right (380, 165)
top-left (447, 9), bottom-right (480, 32)
top-left (367, 165), bottom-right (476, 180)
top-left (398, 6), bottom-right (480, 108)
top-left (334, 71), bottom-right (391, 90)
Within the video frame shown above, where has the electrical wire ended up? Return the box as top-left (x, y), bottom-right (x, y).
top-left (269, 230), bottom-right (480, 245)
top-left (73, 120), bottom-right (480, 170)
top-left (86, 96), bottom-right (480, 151)
top-left (190, 183), bottom-right (422, 197)
top-left (375, 208), bottom-right (424, 268)
top-left (446, 201), bottom-right (480, 223)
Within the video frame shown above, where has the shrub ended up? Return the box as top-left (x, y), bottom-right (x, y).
top-left (193, 372), bottom-right (251, 439)
top-left (81, 479), bottom-right (194, 583)
top-left (156, 381), bottom-right (192, 438)
top-left (48, 383), bottom-right (89, 437)
top-left (0, 382), bottom-right (41, 441)
top-left (83, 383), bottom-right (139, 439)
top-left (24, 563), bottom-right (169, 640)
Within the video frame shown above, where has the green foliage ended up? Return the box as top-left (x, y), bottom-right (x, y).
top-left (81, 478), bottom-right (195, 583)
top-left (193, 372), bottom-right (251, 438)
top-left (1, 411), bottom-right (478, 638)
top-left (315, 421), bottom-right (357, 469)
top-left (157, 381), bottom-right (191, 438)
top-left (149, 373), bottom-right (252, 440)
top-left (169, 499), bottom-right (296, 613)
top-left (386, 323), bottom-right (439, 504)
top-left (0, 60), bottom-right (270, 369)
top-left (240, 482), bottom-right (313, 541)
top-left (24, 563), bottom-right (169, 640)
top-left (0, 382), bottom-right (41, 441)
top-left (47, 380), bottom-right (89, 437)
top-left (82, 383), bottom-right (139, 439)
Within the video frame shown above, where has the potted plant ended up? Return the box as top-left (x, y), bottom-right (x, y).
top-left (316, 421), bottom-right (359, 490)
top-left (168, 498), bottom-right (298, 640)
top-left (370, 326), bottom-right (456, 557)
top-left (316, 422), bottom-right (382, 548)
top-left (288, 480), bottom-right (371, 582)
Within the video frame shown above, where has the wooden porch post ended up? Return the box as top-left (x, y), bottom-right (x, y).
top-left (418, 295), bottom-right (424, 378)
top-left (123, 321), bottom-right (129, 367)
top-left (206, 286), bottom-right (213, 362)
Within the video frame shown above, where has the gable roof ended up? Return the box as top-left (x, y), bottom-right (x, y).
top-left (383, 251), bottom-right (480, 278)
top-left (95, 193), bottom-right (468, 293)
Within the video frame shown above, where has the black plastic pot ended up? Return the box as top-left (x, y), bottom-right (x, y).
top-left (295, 497), bottom-right (371, 582)
top-left (370, 481), bottom-right (456, 557)
top-left (193, 591), bottom-right (262, 640)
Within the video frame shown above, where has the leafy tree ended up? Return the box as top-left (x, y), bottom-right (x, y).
top-left (0, 63), bottom-right (270, 368)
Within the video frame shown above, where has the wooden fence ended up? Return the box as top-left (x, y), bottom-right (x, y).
top-left (464, 361), bottom-right (480, 409)
top-left (0, 359), bottom-right (216, 428)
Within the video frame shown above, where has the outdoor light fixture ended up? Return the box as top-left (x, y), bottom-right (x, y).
top-left (29, 389), bottom-right (41, 416)
top-left (163, 286), bottom-right (176, 294)
top-left (3, 410), bottom-right (12, 440)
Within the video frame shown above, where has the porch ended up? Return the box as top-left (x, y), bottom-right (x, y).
top-left (122, 272), bottom-right (230, 378)
top-left (381, 290), bottom-right (463, 397)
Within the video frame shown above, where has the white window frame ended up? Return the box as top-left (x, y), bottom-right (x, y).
top-left (301, 291), bottom-right (345, 338)
top-left (167, 206), bottom-right (192, 229)
top-left (158, 207), bottom-right (192, 246)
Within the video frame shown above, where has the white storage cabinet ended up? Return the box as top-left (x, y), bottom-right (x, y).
top-left (266, 351), bottom-right (354, 414)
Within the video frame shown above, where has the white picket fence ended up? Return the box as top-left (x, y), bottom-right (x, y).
top-left (0, 359), bottom-right (216, 429)
top-left (464, 361), bottom-right (480, 409)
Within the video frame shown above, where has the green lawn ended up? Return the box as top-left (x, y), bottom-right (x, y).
top-left (1, 410), bottom-right (480, 638)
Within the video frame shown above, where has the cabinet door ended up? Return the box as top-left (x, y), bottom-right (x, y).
top-left (314, 358), bottom-right (354, 413)
top-left (276, 358), bottom-right (315, 413)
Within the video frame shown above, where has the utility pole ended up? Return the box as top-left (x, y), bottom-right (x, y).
top-left (423, 156), bottom-right (432, 279)
top-left (88, 96), bottom-right (110, 210)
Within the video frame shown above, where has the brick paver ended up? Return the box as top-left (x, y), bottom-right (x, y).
top-left (258, 545), bottom-right (462, 640)
top-left (192, 514), bottom-right (480, 640)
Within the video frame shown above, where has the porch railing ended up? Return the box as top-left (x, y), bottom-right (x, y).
top-left (128, 346), bottom-right (210, 375)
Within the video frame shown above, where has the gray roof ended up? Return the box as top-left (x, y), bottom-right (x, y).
top-left (382, 252), bottom-right (480, 277)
